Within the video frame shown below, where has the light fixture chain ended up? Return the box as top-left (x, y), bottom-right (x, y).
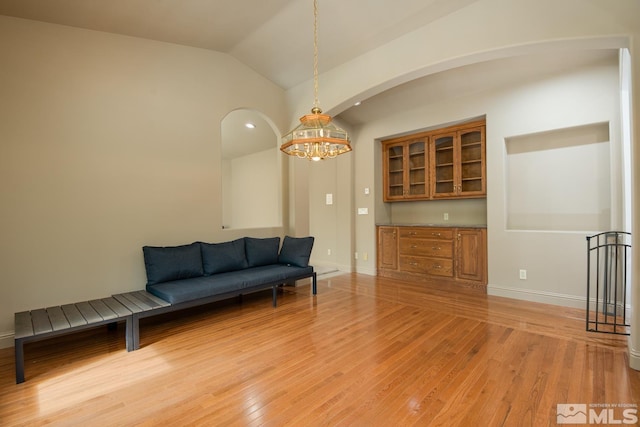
top-left (279, 0), bottom-right (351, 160)
top-left (313, 0), bottom-right (319, 109)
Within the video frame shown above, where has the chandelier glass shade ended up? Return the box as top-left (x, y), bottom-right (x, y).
top-left (280, 0), bottom-right (352, 161)
top-left (280, 107), bottom-right (351, 161)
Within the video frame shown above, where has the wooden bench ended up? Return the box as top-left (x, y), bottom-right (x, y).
top-left (14, 280), bottom-right (315, 383)
top-left (14, 290), bottom-right (170, 384)
top-left (111, 290), bottom-right (171, 351)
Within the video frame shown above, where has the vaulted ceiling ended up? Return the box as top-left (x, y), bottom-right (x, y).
top-left (0, 0), bottom-right (619, 138)
top-left (0, 0), bottom-right (480, 90)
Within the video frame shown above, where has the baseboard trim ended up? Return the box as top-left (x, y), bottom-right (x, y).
top-left (0, 331), bottom-right (13, 349)
top-left (355, 266), bottom-right (376, 276)
top-left (487, 284), bottom-right (586, 309)
top-left (629, 336), bottom-right (640, 371)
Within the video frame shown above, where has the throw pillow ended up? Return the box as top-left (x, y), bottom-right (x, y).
top-left (142, 242), bottom-right (203, 285)
top-left (201, 238), bottom-right (248, 275)
top-left (245, 237), bottom-right (280, 267)
top-left (278, 236), bottom-right (314, 267)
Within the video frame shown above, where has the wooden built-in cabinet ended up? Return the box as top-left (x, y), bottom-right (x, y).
top-left (383, 138), bottom-right (429, 200)
top-left (382, 120), bottom-right (486, 202)
top-left (377, 225), bottom-right (487, 288)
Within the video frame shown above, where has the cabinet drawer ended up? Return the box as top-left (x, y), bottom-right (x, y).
top-left (399, 227), bottom-right (453, 240)
top-left (399, 256), bottom-right (453, 277)
top-left (399, 239), bottom-right (453, 258)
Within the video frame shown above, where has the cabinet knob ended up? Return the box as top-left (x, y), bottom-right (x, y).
top-left (432, 246), bottom-right (441, 251)
top-left (411, 245), bottom-right (417, 249)
top-left (433, 264), bottom-right (442, 269)
top-left (431, 232), bottom-right (441, 237)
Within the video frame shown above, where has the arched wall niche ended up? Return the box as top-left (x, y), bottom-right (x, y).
top-left (221, 108), bottom-right (282, 230)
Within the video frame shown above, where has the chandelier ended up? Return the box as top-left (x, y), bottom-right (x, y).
top-left (280, 0), bottom-right (351, 161)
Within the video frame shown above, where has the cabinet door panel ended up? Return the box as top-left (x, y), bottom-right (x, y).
top-left (385, 144), bottom-right (405, 200)
top-left (458, 127), bottom-right (485, 197)
top-left (432, 134), bottom-right (456, 197)
top-left (456, 229), bottom-right (486, 282)
top-left (377, 227), bottom-right (398, 270)
top-left (406, 140), bottom-right (428, 199)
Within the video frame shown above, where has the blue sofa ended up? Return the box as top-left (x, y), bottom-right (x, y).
top-left (142, 236), bottom-right (316, 307)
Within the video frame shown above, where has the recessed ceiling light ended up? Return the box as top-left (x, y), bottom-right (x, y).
top-left (245, 123), bottom-right (256, 129)
top-left (354, 101), bottom-right (362, 106)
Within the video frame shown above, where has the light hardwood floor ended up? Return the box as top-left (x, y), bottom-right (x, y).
top-left (1, 273), bottom-right (638, 426)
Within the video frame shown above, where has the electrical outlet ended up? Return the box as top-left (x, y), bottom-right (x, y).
top-left (363, 252), bottom-right (368, 261)
top-left (354, 252), bottom-right (358, 260)
top-left (519, 269), bottom-right (527, 280)
top-left (444, 213), bottom-right (449, 221)
top-left (327, 249), bottom-right (331, 256)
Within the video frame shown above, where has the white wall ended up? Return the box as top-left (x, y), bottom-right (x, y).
top-left (307, 146), bottom-right (354, 273)
top-left (487, 59), bottom-right (620, 305)
top-left (229, 148), bottom-right (281, 229)
top-left (0, 16), bottom-right (288, 347)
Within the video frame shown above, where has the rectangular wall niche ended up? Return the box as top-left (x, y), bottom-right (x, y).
top-left (506, 122), bottom-right (610, 232)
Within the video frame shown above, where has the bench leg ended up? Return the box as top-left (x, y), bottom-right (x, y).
top-left (312, 272), bottom-right (317, 295)
top-left (126, 315), bottom-right (138, 351)
top-left (15, 339), bottom-right (25, 384)
top-left (272, 286), bottom-right (278, 307)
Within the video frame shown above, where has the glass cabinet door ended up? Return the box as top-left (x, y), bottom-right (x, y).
top-left (432, 134), bottom-right (455, 197)
top-left (459, 127), bottom-right (485, 196)
top-left (386, 143), bottom-right (405, 199)
top-left (407, 140), bottom-right (427, 198)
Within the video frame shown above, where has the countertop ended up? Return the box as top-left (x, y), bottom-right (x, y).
top-left (376, 223), bottom-right (487, 228)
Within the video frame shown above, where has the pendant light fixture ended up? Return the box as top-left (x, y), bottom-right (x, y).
top-left (280, 0), bottom-right (352, 161)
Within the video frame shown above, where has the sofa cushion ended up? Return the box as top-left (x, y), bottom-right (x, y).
top-left (201, 238), bottom-right (248, 275)
top-left (147, 274), bottom-right (245, 305)
top-left (245, 237), bottom-right (280, 267)
top-left (142, 242), bottom-right (203, 285)
top-left (278, 236), bottom-right (315, 267)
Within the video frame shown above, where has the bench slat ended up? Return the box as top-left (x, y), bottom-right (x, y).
top-left (14, 311), bottom-right (34, 339)
top-left (131, 291), bottom-right (170, 308)
top-left (88, 299), bottom-right (118, 321)
top-left (112, 294), bottom-right (145, 313)
top-left (101, 297), bottom-right (132, 317)
top-left (118, 292), bottom-right (152, 311)
top-left (46, 306), bottom-right (71, 331)
top-left (75, 301), bottom-right (102, 324)
top-left (61, 304), bottom-right (88, 327)
top-left (31, 309), bottom-right (53, 335)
